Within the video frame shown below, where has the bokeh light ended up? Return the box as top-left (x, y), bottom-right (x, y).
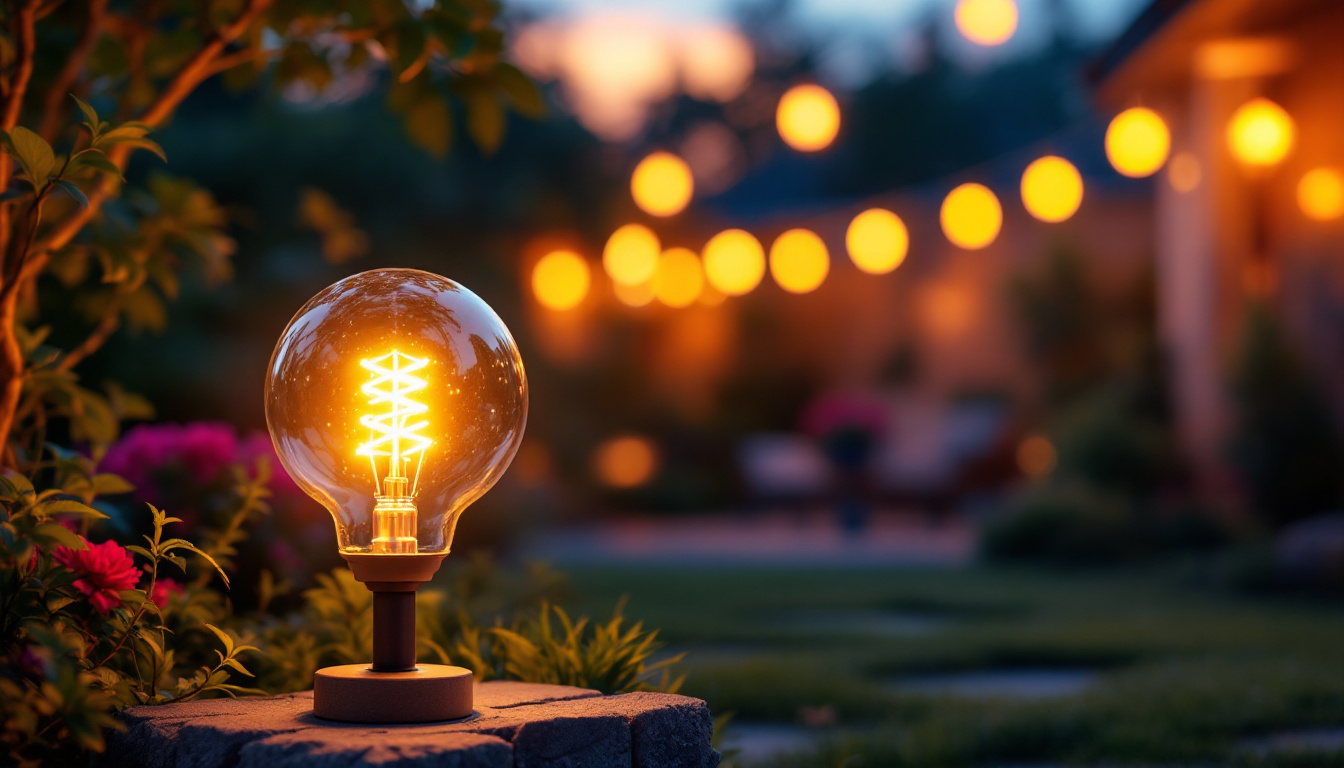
top-left (940, 183), bottom-right (1002, 249)
top-left (699, 283), bottom-right (726, 306)
top-left (954, 0), bottom-right (1018, 46)
top-left (1105, 107), bottom-right (1170, 178)
top-left (532, 250), bottom-right (590, 310)
top-left (776, 85), bottom-right (840, 152)
top-left (679, 26), bottom-right (754, 103)
top-left (603, 224), bottom-right (661, 286)
top-left (592, 434), bottom-right (660, 488)
top-left (1298, 168), bottom-right (1344, 221)
top-left (1168, 152), bottom-right (1202, 192)
top-left (631, 152), bottom-right (694, 216)
top-left (702, 229), bottom-right (766, 296)
top-left (652, 247), bottom-right (704, 307)
top-left (1017, 434), bottom-right (1057, 478)
top-left (769, 229), bottom-right (829, 294)
top-left (613, 279), bottom-right (656, 307)
top-left (845, 209), bottom-right (908, 274)
top-left (1020, 156), bottom-right (1083, 223)
top-left (1227, 97), bottom-right (1294, 167)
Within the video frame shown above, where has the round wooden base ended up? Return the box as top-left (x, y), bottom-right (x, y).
top-left (312, 664), bottom-right (473, 723)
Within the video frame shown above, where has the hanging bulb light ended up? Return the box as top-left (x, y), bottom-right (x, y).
top-left (266, 268), bottom-right (528, 723)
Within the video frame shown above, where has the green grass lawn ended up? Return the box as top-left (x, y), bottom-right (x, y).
top-left (563, 564), bottom-right (1344, 767)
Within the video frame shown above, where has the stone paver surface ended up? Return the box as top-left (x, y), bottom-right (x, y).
top-left (98, 681), bottom-right (718, 768)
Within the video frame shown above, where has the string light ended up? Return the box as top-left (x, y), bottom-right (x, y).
top-left (954, 0), bottom-right (1018, 46)
top-left (941, 183), bottom-right (1002, 249)
top-left (776, 85), bottom-right (840, 152)
top-left (1227, 97), bottom-right (1294, 167)
top-left (604, 224), bottom-right (661, 285)
top-left (1020, 156), bottom-right (1083, 223)
top-left (631, 152), bottom-right (694, 216)
top-left (1106, 107), bottom-right (1170, 178)
top-left (1298, 168), bottom-right (1344, 221)
top-left (652, 247), bottom-right (704, 307)
top-left (769, 229), bottom-right (829, 293)
top-left (846, 209), bottom-right (908, 274)
top-left (532, 250), bottom-right (590, 310)
top-left (702, 229), bottom-right (766, 295)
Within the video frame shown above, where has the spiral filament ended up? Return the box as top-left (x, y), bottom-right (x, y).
top-left (356, 350), bottom-right (432, 553)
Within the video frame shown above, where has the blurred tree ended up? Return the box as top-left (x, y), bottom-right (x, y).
top-left (0, 0), bottom-right (542, 464)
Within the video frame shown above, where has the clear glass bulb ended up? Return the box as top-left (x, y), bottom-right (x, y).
top-left (265, 269), bottom-right (528, 554)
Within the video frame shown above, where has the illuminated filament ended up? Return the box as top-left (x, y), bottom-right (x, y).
top-left (356, 350), bottom-right (432, 497)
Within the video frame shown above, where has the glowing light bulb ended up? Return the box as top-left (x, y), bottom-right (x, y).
top-left (941, 183), bottom-right (1002, 249)
top-left (1020, 156), bottom-right (1083, 223)
top-left (266, 269), bottom-right (526, 723)
top-left (1105, 107), bottom-right (1170, 178)
top-left (846, 208), bottom-right (908, 274)
top-left (776, 85), bottom-right (840, 152)
top-left (955, 0), bottom-right (1018, 46)
top-left (702, 229), bottom-right (765, 296)
top-left (631, 152), bottom-right (693, 217)
top-left (1227, 97), bottom-right (1294, 167)
top-left (266, 269), bottom-right (528, 556)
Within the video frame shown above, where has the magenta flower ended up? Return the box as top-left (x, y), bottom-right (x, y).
top-left (150, 577), bottom-right (184, 609)
top-left (53, 538), bottom-right (141, 615)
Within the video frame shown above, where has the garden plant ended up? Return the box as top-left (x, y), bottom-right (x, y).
top-left (0, 2), bottom-right (674, 765)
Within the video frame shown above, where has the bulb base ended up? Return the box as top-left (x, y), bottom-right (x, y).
top-left (342, 552), bottom-right (446, 584)
top-left (312, 663), bottom-right (473, 723)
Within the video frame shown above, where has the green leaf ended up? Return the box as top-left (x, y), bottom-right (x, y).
top-left (37, 499), bottom-right (109, 519)
top-left (33, 522), bottom-right (86, 550)
top-left (53, 179), bottom-right (89, 208)
top-left (403, 93), bottom-right (452, 158)
top-left (115, 138), bottom-right (166, 163)
top-left (203, 623), bottom-right (235, 656)
top-left (494, 63), bottom-right (546, 119)
top-left (5, 126), bottom-right (55, 188)
top-left (72, 95), bottom-right (99, 129)
top-left (463, 87), bottom-right (504, 155)
top-left (72, 150), bottom-right (124, 180)
top-left (92, 474), bottom-right (135, 495)
top-left (96, 125), bottom-right (151, 144)
top-left (46, 595), bottom-right (77, 612)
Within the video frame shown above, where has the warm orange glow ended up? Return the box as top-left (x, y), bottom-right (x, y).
top-left (532, 250), bottom-right (590, 310)
top-left (613, 279), bottom-right (656, 307)
top-left (1105, 107), bottom-right (1170, 178)
top-left (1168, 152), bottom-right (1202, 193)
top-left (356, 350), bottom-right (432, 484)
top-left (1227, 98), bottom-right (1294, 167)
top-left (652, 247), bottom-right (704, 307)
top-left (846, 209), bottom-right (908, 274)
top-left (699, 282), bottom-right (726, 306)
top-left (954, 0), bottom-right (1018, 46)
top-left (940, 183), bottom-right (1002, 249)
top-left (920, 284), bottom-right (975, 337)
top-left (1298, 168), bottom-right (1344, 221)
top-left (1016, 434), bottom-right (1056, 478)
top-left (776, 85), bottom-right (840, 152)
top-left (1020, 156), bottom-right (1083, 223)
top-left (631, 152), bottom-right (694, 216)
top-left (603, 224), bottom-right (661, 285)
top-left (769, 229), bottom-right (829, 294)
top-left (592, 435), bottom-right (660, 488)
top-left (702, 229), bottom-right (765, 296)
top-left (680, 26), bottom-right (754, 103)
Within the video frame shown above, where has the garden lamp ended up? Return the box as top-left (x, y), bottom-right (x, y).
top-left (264, 268), bottom-right (528, 723)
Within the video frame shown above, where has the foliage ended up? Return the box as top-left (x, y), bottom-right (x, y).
top-left (1227, 305), bottom-right (1342, 528)
top-left (454, 599), bottom-right (685, 694)
top-left (0, 459), bottom-right (271, 766)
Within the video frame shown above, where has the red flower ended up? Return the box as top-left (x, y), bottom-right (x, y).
top-left (150, 577), bottom-right (184, 609)
top-left (53, 538), bottom-right (141, 615)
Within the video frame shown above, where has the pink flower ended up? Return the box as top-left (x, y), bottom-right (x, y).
top-left (53, 538), bottom-right (141, 615)
top-left (150, 577), bottom-right (184, 609)
top-left (238, 432), bottom-right (303, 500)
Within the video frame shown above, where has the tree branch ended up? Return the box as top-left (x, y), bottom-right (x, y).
top-left (55, 298), bottom-right (119, 372)
top-left (30, 0), bottom-right (274, 259)
top-left (1, 0), bottom-right (39, 131)
top-left (37, 0), bottom-right (111, 143)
